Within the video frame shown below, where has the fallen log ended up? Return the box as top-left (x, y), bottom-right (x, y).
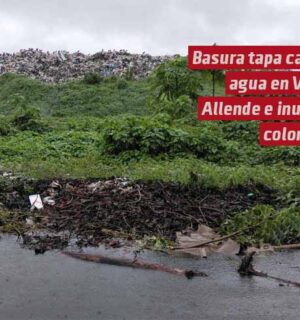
top-left (62, 251), bottom-right (207, 279)
top-left (238, 252), bottom-right (300, 288)
top-left (274, 243), bottom-right (300, 250)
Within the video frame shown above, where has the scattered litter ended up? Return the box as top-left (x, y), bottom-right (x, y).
top-left (47, 181), bottom-right (61, 197)
top-left (175, 224), bottom-right (240, 257)
top-left (43, 197), bottom-right (55, 206)
top-left (87, 181), bottom-right (102, 193)
top-left (65, 183), bottom-right (75, 192)
top-left (49, 180), bottom-right (62, 189)
top-left (3, 172), bottom-right (13, 177)
top-left (26, 218), bottom-right (34, 226)
top-left (29, 194), bottom-right (43, 210)
top-left (1, 178), bottom-right (277, 253)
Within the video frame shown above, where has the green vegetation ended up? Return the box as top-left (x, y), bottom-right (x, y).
top-left (0, 208), bottom-right (25, 234)
top-left (102, 115), bottom-right (240, 163)
top-left (83, 72), bottom-right (103, 85)
top-left (153, 56), bottom-right (203, 99)
top-left (0, 73), bottom-right (151, 117)
top-left (0, 57), bottom-right (299, 245)
top-left (220, 205), bottom-right (300, 245)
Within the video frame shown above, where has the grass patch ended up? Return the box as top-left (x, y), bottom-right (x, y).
top-left (220, 205), bottom-right (300, 245)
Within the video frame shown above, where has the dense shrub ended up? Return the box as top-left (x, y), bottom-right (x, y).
top-left (12, 105), bottom-right (45, 132)
top-left (0, 116), bottom-right (12, 136)
top-left (102, 115), bottom-right (240, 162)
top-left (115, 79), bottom-right (128, 89)
top-left (258, 147), bottom-right (300, 166)
top-left (103, 115), bottom-right (180, 155)
top-left (221, 121), bottom-right (258, 143)
top-left (83, 72), bottom-right (103, 85)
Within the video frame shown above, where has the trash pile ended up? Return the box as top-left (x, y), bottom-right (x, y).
top-left (0, 49), bottom-right (173, 83)
top-left (0, 178), bottom-right (277, 253)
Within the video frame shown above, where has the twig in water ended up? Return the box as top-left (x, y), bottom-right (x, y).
top-left (62, 251), bottom-right (207, 279)
top-left (238, 252), bottom-right (300, 288)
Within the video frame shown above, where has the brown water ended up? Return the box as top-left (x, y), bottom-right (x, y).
top-left (1, 235), bottom-right (300, 320)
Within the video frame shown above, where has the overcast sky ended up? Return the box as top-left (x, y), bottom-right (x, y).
top-left (0, 0), bottom-right (300, 55)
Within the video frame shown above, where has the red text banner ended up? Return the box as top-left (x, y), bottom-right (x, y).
top-left (189, 46), bottom-right (300, 70)
top-left (226, 71), bottom-right (300, 95)
top-left (260, 122), bottom-right (300, 146)
top-left (198, 97), bottom-right (300, 121)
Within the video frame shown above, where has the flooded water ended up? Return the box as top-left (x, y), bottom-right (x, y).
top-left (1, 234), bottom-right (300, 320)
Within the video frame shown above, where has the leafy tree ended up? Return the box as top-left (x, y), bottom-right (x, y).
top-left (150, 94), bottom-right (193, 119)
top-left (153, 56), bottom-right (203, 100)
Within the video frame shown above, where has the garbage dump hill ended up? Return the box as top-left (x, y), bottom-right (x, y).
top-left (0, 49), bottom-right (173, 83)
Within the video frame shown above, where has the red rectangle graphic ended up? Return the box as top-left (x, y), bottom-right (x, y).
top-left (226, 71), bottom-right (300, 95)
top-left (260, 122), bottom-right (300, 146)
top-left (189, 46), bottom-right (300, 70)
top-left (198, 97), bottom-right (300, 121)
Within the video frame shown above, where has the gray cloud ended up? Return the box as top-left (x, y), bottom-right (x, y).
top-left (0, 0), bottom-right (299, 54)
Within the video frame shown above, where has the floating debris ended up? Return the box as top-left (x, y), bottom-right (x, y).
top-left (63, 251), bottom-right (207, 279)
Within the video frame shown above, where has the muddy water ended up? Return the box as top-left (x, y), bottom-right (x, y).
top-left (1, 235), bottom-right (300, 320)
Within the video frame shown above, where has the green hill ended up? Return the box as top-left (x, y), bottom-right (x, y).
top-left (0, 69), bottom-right (298, 199)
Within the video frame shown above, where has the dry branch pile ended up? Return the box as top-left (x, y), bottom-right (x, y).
top-left (0, 178), bottom-right (277, 252)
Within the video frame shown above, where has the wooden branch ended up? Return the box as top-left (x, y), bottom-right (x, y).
top-left (62, 251), bottom-right (207, 279)
top-left (274, 243), bottom-right (300, 250)
top-left (238, 252), bottom-right (300, 288)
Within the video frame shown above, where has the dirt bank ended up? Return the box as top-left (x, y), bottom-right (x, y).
top-left (0, 177), bottom-right (279, 252)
